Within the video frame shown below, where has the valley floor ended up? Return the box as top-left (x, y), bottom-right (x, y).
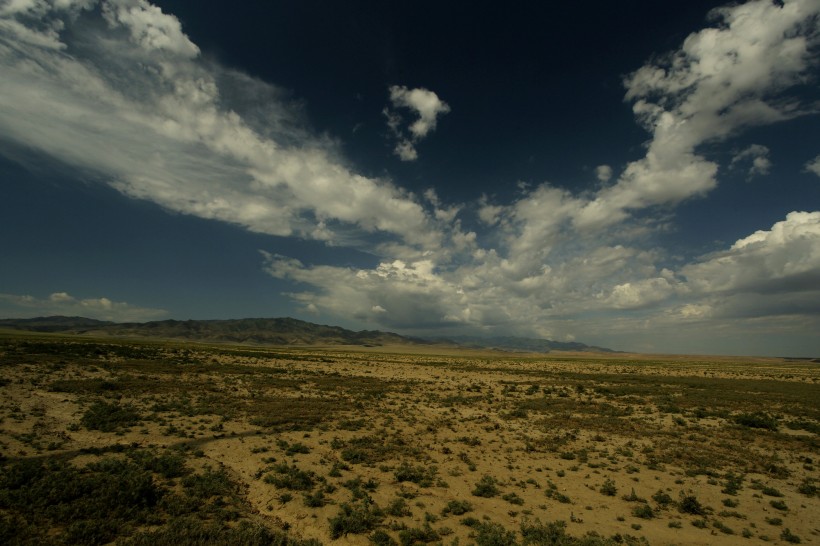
top-left (0, 333), bottom-right (818, 545)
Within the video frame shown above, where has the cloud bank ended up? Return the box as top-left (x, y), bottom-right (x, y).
top-left (0, 292), bottom-right (168, 322)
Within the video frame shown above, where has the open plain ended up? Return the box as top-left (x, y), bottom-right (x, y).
top-left (0, 331), bottom-right (818, 545)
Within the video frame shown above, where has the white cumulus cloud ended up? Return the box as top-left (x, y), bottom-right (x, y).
top-left (595, 164), bottom-right (613, 183)
top-left (682, 211), bottom-right (820, 295)
top-left (580, 0), bottom-right (820, 228)
top-left (383, 85), bottom-right (450, 161)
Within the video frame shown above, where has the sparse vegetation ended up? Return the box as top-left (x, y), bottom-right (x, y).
top-left (0, 333), bottom-right (817, 545)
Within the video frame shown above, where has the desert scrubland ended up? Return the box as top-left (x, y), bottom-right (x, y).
top-left (0, 332), bottom-right (818, 545)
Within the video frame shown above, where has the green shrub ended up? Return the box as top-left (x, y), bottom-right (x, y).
top-left (123, 518), bottom-right (320, 546)
top-left (398, 524), bottom-right (439, 546)
top-left (371, 529), bottom-right (399, 546)
top-left (734, 412), bottom-right (778, 431)
top-left (600, 479), bottom-right (617, 496)
top-left (632, 504), bottom-right (654, 519)
top-left (797, 478), bottom-right (817, 497)
top-left (721, 472), bottom-right (743, 495)
top-left (81, 400), bottom-right (142, 432)
top-left (129, 450), bottom-right (189, 479)
top-left (0, 456), bottom-right (161, 544)
top-left (394, 462), bottom-right (437, 487)
top-left (442, 499), bottom-right (473, 516)
top-left (285, 442), bottom-right (311, 456)
top-left (781, 528), bottom-right (802, 544)
top-left (472, 475), bottom-right (500, 498)
top-left (182, 466), bottom-right (234, 499)
top-left (679, 494), bottom-right (706, 515)
top-left (303, 489), bottom-right (326, 508)
top-left (713, 520), bottom-right (734, 535)
top-left (520, 519), bottom-right (581, 545)
top-left (263, 464), bottom-right (315, 491)
top-left (385, 497), bottom-right (411, 517)
top-left (502, 492), bottom-right (525, 505)
top-left (329, 499), bottom-right (384, 539)
top-left (769, 500), bottom-right (788, 511)
top-left (545, 489), bottom-right (571, 503)
top-left (652, 490), bottom-right (673, 507)
top-left (474, 521), bottom-right (517, 546)
top-left (621, 488), bottom-right (646, 503)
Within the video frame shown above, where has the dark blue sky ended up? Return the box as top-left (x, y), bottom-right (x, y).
top-left (1, 0), bottom-right (819, 356)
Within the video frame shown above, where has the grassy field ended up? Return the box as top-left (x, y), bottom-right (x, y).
top-left (0, 331), bottom-right (817, 545)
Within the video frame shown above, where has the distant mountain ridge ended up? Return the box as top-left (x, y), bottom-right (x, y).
top-left (0, 316), bottom-right (613, 352)
top-left (433, 335), bottom-right (615, 353)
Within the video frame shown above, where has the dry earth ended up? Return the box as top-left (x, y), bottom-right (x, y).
top-left (0, 331), bottom-right (818, 545)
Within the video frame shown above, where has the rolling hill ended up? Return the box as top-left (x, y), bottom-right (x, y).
top-left (0, 316), bottom-right (612, 352)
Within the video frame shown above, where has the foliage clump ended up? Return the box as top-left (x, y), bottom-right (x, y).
top-left (734, 412), bottom-right (778, 431)
top-left (81, 400), bottom-right (142, 432)
top-left (472, 475), bottom-right (500, 497)
top-left (329, 499), bottom-right (384, 539)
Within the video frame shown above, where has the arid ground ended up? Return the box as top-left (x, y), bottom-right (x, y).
top-left (1, 331), bottom-right (818, 545)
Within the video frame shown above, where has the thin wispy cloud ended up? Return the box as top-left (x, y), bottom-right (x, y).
top-left (0, 0), bottom-right (436, 249)
top-left (731, 144), bottom-right (772, 178)
top-left (806, 154), bottom-right (820, 177)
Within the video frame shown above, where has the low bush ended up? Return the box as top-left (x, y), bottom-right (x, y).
top-left (385, 497), bottom-right (411, 517)
top-left (472, 475), bottom-right (500, 498)
top-left (398, 524), bottom-right (439, 546)
top-left (474, 521), bottom-right (517, 546)
top-left (442, 499), bottom-right (473, 516)
top-left (329, 499), bottom-right (384, 539)
top-left (502, 492), bottom-right (525, 505)
top-left (679, 494), bottom-right (707, 516)
top-left (651, 490), bottom-right (673, 507)
top-left (600, 479), bottom-right (617, 496)
top-left (394, 462), bottom-right (437, 487)
top-left (632, 504), bottom-right (654, 519)
top-left (122, 518), bottom-right (321, 546)
top-left (734, 412), bottom-right (778, 431)
top-left (263, 464), bottom-right (316, 491)
top-left (81, 400), bottom-right (142, 432)
top-left (781, 528), bottom-right (802, 544)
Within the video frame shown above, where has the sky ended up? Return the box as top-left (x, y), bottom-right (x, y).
top-left (1, 0), bottom-right (819, 357)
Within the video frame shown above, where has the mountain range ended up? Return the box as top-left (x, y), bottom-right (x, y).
top-left (0, 316), bottom-right (613, 353)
